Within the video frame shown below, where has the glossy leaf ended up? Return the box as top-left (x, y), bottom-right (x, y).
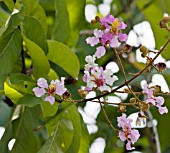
top-left (41, 102), bottom-right (58, 118)
top-left (52, 0), bottom-right (70, 44)
top-left (24, 36), bottom-right (50, 79)
top-left (0, 29), bottom-right (22, 75)
top-left (22, 16), bottom-right (48, 54)
top-left (47, 40), bottom-right (80, 77)
top-left (38, 117), bottom-right (74, 153)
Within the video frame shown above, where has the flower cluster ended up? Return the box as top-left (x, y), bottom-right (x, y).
top-left (33, 78), bottom-right (67, 105)
top-left (117, 114), bottom-right (140, 150)
top-left (86, 15), bottom-right (127, 58)
top-left (83, 55), bottom-right (118, 92)
top-left (143, 84), bottom-right (168, 114)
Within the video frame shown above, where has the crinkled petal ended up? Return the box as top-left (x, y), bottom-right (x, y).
top-left (146, 98), bottom-right (156, 105)
top-left (110, 37), bottom-right (121, 48)
top-left (119, 22), bottom-right (127, 30)
top-left (119, 33), bottom-right (128, 42)
top-left (158, 106), bottom-right (168, 115)
top-left (83, 74), bottom-right (87, 82)
top-left (45, 96), bottom-right (55, 105)
top-left (33, 87), bottom-right (46, 97)
top-left (126, 141), bottom-right (135, 150)
top-left (37, 78), bottom-right (48, 88)
top-left (129, 129), bottom-right (140, 144)
top-left (155, 96), bottom-right (164, 106)
top-left (119, 131), bottom-right (126, 141)
top-left (55, 83), bottom-right (67, 96)
top-left (94, 29), bottom-right (104, 38)
top-left (95, 46), bottom-right (106, 58)
top-left (101, 32), bottom-right (113, 45)
top-left (86, 36), bottom-right (99, 46)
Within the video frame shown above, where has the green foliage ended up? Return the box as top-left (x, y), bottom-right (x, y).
top-left (47, 40), bottom-right (80, 78)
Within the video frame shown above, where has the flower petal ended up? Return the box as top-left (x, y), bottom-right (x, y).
top-left (45, 96), bottom-right (55, 105)
top-left (95, 46), bottom-right (106, 58)
top-left (37, 78), bottom-right (48, 88)
top-left (33, 87), bottom-right (46, 97)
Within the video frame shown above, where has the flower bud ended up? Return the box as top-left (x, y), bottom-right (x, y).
top-left (130, 97), bottom-right (136, 104)
top-left (159, 16), bottom-right (170, 28)
top-left (155, 62), bottom-right (166, 73)
top-left (95, 16), bottom-right (100, 22)
top-left (140, 45), bottom-right (148, 53)
top-left (118, 103), bottom-right (126, 113)
top-left (123, 44), bottom-right (132, 52)
top-left (63, 90), bottom-right (71, 99)
top-left (78, 89), bottom-right (88, 98)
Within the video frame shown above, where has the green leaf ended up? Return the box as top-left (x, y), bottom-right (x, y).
top-left (0, 74), bottom-right (7, 90)
top-left (47, 40), bottom-right (80, 77)
top-left (21, 0), bottom-right (39, 15)
top-left (78, 120), bottom-right (90, 153)
top-left (38, 117), bottom-right (74, 153)
top-left (3, 0), bottom-right (15, 12)
top-left (39, 0), bottom-right (55, 11)
top-left (24, 36), bottom-right (50, 79)
top-left (0, 29), bottom-right (22, 74)
top-left (22, 16), bottom-right (48, 54)
top-left (33, 4), bottom-right (47, 34)
top-left (66, 0), bottom-right (86, 46)
top-left (10, 106), bottom-right (42, 153)
top-left (41, 102), bottom-right (58, 118)
top-left (52, 0), bottom-right (70, 44)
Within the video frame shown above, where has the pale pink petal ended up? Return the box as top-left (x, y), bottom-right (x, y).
top-left (155, 96), bottom-right (164, 106)
top-left (95, 46), bottom-right (106, 58)
top-left (86, 36), bottom-right (99, 46)
top-left (146, 98), bottom-right (156, 105)
top-left (118, 131), bottom-right (126, 141)
top-left (33, 87), bottom-right (46, 97)
top-left (129, 129), bottom-right (140, 144)
top-left (158, 106), bottom-right (168, 114)
top-left (110, 37), bottom-right (121, 48)
top-left (45, 96), bottom-right (55, 105)
top-left (94, 29), bottom-right (104, 38)
top-left (37, 78), bottom-right (48, 88)
top-left (119, 22), bottom-right (127, 30)
top-left (83, 74), bottom-right (87, 82)
top-left (126, 141), bottom-right (135, 150)
top-left (55, 83), bottom-right (67, 96)
top-left (119, 33), bottom-right (128, 42)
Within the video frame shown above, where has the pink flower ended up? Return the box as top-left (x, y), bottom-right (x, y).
top-left (117, 114), bottom-right (140, 150)
top-left (95, 46), bottom-right (106, 58)
top-left (83, 66), bottom-right (118, 92)
top-left (142, 84), bottom-right (168, 115)
top-left (33, 78), bottom-right (67, 105)
top-left (118, 33), bottom-right (128, 42)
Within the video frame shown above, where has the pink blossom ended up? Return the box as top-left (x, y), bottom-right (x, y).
top-left (118, 22), bottom-right (127, 30)
top-left (33, 78), bottom-right (67, 105)
top-left (83, 66), bottom-right (118, 92)
top-left (117, 113), bottom-right (140, 150)
top-left (142, 84), bottom-right (168, 115)
top-left (95, 46), bottom-right (106, 58)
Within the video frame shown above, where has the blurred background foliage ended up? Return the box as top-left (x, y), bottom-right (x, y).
top-left (0, 0), bottom-right (170, 153)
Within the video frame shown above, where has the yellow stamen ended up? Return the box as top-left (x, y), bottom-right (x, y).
top-left (111, 20), bottom-right (120, 33)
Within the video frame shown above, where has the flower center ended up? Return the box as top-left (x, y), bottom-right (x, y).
top-left (94, 78), bottom-right (105, 87)
top-left (48, 84), bottom-right (56, 96)
top-left (111, 20), bottom-right (120, 33)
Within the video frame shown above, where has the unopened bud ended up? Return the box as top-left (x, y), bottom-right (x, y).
top-left (130, 98), bottom-right (136, 104)
top-left (78, 89), bottom-right (88, 98)
top-left (156, 62), bottom-right (166, 73)
top-left (95, 16), bottom-right (100, 22)
top-left (118, 103), bottom-right (126, 113)
top-left (159, 16), bottom-right (170, 28)
top-left (63, 90), bottom-right (71, 99)
top-left (123, 44), bottom-right (132, 52)
top-left (140, 45), bottom-right (148, 53)
top-left (140, 101), bottom-right (149, 110)
top-left (91, 19), bottom-right (97, 25)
